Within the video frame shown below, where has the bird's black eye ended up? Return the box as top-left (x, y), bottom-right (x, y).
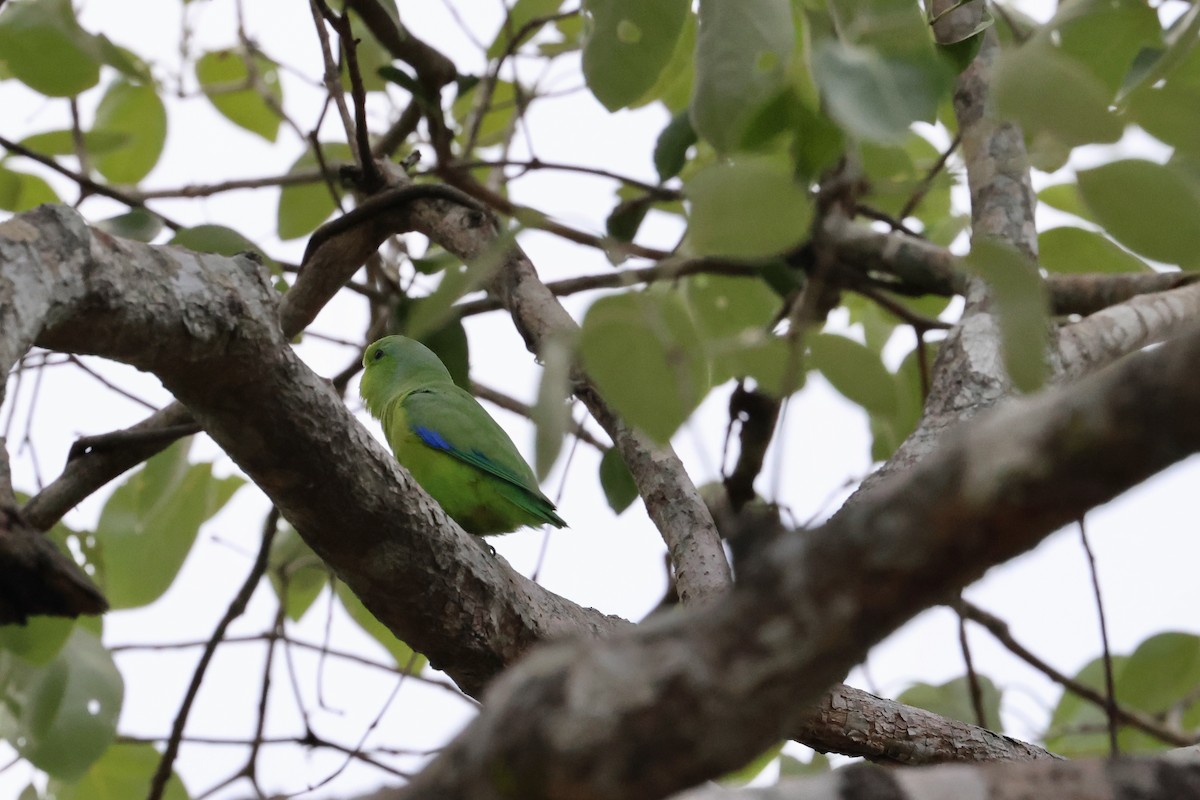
top-left (372, 349), bottom-right (384, 361)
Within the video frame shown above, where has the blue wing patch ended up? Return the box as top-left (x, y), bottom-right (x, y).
top-left (414, 425), bottom-right (453, 451)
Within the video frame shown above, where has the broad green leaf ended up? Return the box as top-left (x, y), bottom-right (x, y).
top-left (605, 194), bottom-right (652, 243)
top-left (579, 290), bottom-right (710, 443)
top-left (582, 0), bottom-right (689, 111)
top-left (0, 628), bottom-right (122, 780)
top-left (690, 0), bottom-right (793, 153)
top-left (1129, 84), bottom-right (1200, 154)
top-left (1119, 633), bottom-right (1200, 720)
top-left (716, 331), bottom-right (799, 397)
top-left (684, 156), bottom-right (811, 258)
top-left (276, 143), bottom-right (353, 240)
top-left (196, 48), bottom-right (282, 142)
top-left (898, 675), bottom-right (1003, 730)
top-left (0, 167), bottom-right (58, 211)
top-left (1045, 654), bottom-right (1129, 757)
top-left (1038, 227), bottom-right (1149, 275)
top-left (808, 333), bottom-right (896, 417)
top-left (868, 342), bottom-right (929, 462)
top-left (267, 525), bottom-right (328, 622)
top-left (168, 224), bottom-right (265, 261)
top-left (94, 209), bottom-right (164, 243)
top-left (94, 440), bottom-right (243, 609)
top-left (599, 447), bottom-right (638, 514)
top-left (630, 8), bottom-right (695, 111)
top-left (964, 239), bottom-right (1049, 393)
top-left (335, 582), bottom-right (426, 671)
top-left (93, 80), bottom-right (168, 184)
top-left (1077, 159), bottom-right (1200, 267)
top-left (0, 616), bottom-right (74, 666)
top-left (685, 274), bottom-right (781, 342)
top-left (488, 0), bottom-right (566, 59)
top-left (994, 43), bottom-right (1123, 149)
top-left (1050, 0), bottom-right (1163, 97)
top-left (0, 0), bottom-right (101, 96)
top-left (52, 743), bottom-right (189, 800)
top-left (19, 129), bottom-right (130, 157)
top-left (95, 36), bottom-right (153, 84)
top-left (533, 333), bottom-right (574, 480)
top-left (654, 110), bottom-right (697, 182)
top-left (813, 41), bottom-right (947, 144)
top-left (1038, 182), bottom-right (1092, 222)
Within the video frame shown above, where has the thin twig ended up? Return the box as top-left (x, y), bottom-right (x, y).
top-left (957, 599), bottom-right (1194, 748)
top-left (898, 133), bottom-right (961, 221)
top-left (147, 508), bottom-right (281, 800)
top-left (1080, 517), bottom-right (1120, 756)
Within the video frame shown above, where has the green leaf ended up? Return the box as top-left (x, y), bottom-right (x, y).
top-left (993, 43), bottom-right (1123, 149)
top-left (52, 743), bottom-right (189, 800)
top-left (533, 333), bottom-right (574, 481)
top-left (813, 42), bottom-right (948, 144)
top-left (0, 0), bottom-right (102, 96)
top-left (599, 447), bottom-right (638, 514)
top-left (690, 0), bottom-right (793, 153)
top-left (579, 290), bottom-right (710, 443)
top-left (276, 143), bottom-right (352, 240)
top-left (334, 582), bottom-right (426, 671)
top-left (19, 129), bottom-right (130, 157)
top-left (1045, 654), bottom-right (1130, 757)
top-left (94, 440), bottom-right (243, 609)
top-left (1038, 227), bottom-right (1149, 275)
top-left (1077, 159), bottom-right (1200, 267)
top-left (93, 80), bottom-right (168, 184)
top-left (964, 240), bottom-right (1049, 393)
top-left (1129, 83), bottom-right (1200, 154)
top-left (1119, 632), bottom-right (1200, 718)
top-left (860, 134), bottom-right (952, 221)
top-left (0, 628), bottom-right (123, 780)
top-left (196, 48), bottom-right (282, 142)
top-left (898, 674), bottom-right (1003, 730)
top-left (94, 209), bottom-right (165, 243)
top-left (808, 333), bottom-right (896, 417)
top-left (1038, 182), bottom-right (1093, 222)
top-left (267, 525), bottom-right (328, 622)
top-left (629, 8), bottom-right (695, 111)
top-left (684, 155), bottom-right (811, 258)
top-left (654, 110), bottom-right (697, 182)
top-left (1050, 0), bottom-right (1163, 97)
top-left (605, 194), bottom-right (652, 243)
top-left (488, 0), bottom-right (566, 60)
top-left (344, 0), bottom-right (400, 93)
top-left (404, 233), bottom-right (512, 340)
top-left (0, 166), bottom-right (58, 211)
top-left (0, 616), bottom-right (75, 666)
top-left (685, 273), bottom-right (781, 342)
top-left (582, 0), bottom-right (689, 111)
top-left (168, 224), bottom-right (266, 261)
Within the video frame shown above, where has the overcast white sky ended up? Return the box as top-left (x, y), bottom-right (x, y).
top-left (2, 1), bottom-right (1199, 797)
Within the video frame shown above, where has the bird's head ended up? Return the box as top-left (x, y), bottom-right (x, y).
top-left (359, 335), bottom-right (454, 417)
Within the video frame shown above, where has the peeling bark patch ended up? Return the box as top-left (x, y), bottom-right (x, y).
top-left (0, 218), bottom-right (39, 243)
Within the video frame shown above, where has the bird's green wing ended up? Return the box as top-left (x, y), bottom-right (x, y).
top-left (401, 386), bottom-right (566, 527)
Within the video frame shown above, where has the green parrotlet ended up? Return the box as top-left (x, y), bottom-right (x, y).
top-left (359, 335), bottom-right (567, 535)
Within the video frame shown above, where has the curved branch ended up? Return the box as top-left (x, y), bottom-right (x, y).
top-left (2, 205), bottom-right (622, 697)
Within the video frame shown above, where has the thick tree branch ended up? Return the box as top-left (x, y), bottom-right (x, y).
top-left (395, 318), bottom-right (1200, 799)
top-left (1, 205), bottom-right (622, 696)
